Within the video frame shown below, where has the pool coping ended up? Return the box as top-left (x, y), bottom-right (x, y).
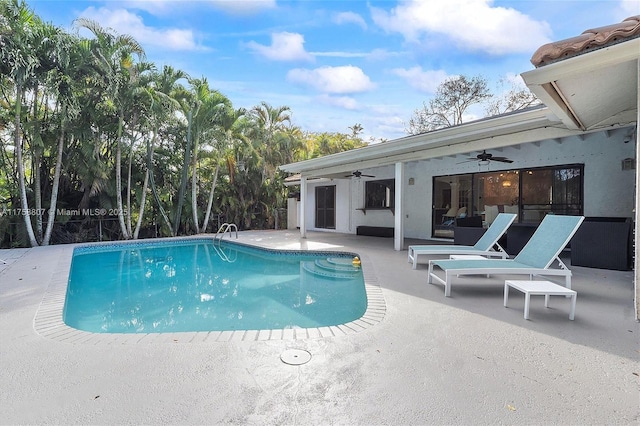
top-left (33, 236), bottom-right (386, 343)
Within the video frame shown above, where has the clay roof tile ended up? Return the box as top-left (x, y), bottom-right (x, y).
top-left (531, 15), bottom-right (640, 67)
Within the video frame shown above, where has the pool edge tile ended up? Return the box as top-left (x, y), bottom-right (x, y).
top-left (33, 237), bottom-right (387, 344)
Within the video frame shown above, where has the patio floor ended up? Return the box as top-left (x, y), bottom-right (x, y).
top-left (0, 230), bottom-right (638, 424)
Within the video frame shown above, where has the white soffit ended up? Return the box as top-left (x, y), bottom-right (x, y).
top-left (522, 39), bottom-right (640, 131)
top-left (555, 60), bottom-right (637, 129)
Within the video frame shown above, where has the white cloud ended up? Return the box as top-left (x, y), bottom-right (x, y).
top-left (310, 48), bottom-right (405, 60)
top-left (318, 94), bottom-right (360, 110)
top-left (614, 0), bottom-right (640, 20)
top-left (287, 65), bottom-right (376, 94)
top-left (391, 67), bottom-right (451, 93)
top-left (124, 0), bottom-right (277, 16)
top-left (370, 0), bottom-right (552, 55)
top-left (78, 7), bottom-right (201, 50)
top-left (245, 32), bottom-right (314, 62)
top-left (333, 11), bottom-right (367, 30)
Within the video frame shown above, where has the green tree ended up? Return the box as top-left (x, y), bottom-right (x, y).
top-left (200, 106), bottom-right (245, 233)
top-left (40, 26), bottom-right (79, 245)
top-left (0, 3), bottom-right (374, 246)
top-left (249, 101), bottom-right (292, 179)
top-left (406, 75), bottom-right (491, 135)
top-left (74, 17), bottom-right (146, 239)
top-left (142, 65), bottom-right (189, 237)
top-left (485, 78), bottom-right (540, 116)
top-left (1, 0), bottom-right (47, 246)
top-left (187, 78), bottom-right (232, 233)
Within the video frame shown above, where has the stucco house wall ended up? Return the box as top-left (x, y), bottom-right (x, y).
top-left (304, 179), bottom-right (352, 233)
top-left (306, 129), bottom-right (635, 239)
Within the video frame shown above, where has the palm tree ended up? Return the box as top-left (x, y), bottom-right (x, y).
top-left (275, 125), bottom-right (305, 165)
top-left (41, 26), bottom-right (79, 245)
top-left (250, 102), bottom-right (292, 175)
top-left (187, 78), bottom-right (232, 233)
top-left (125, 60), bottom-right (156, 239)
top-left (200, 106), bottom-right (245, 232)
top-left (1, 0), bottom-right (43, 246)
top-left (142, 65), bottom-right (189, 236)
top-left (74, 17), bottom-right (145, 240)
top-left (348, 123), bottom-right (364, 140)
top-left (172, 91), bottom-right (194, 236)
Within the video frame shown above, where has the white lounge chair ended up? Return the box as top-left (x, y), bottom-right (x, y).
top-left (428, 215), bottom-right (585, 297)
top-left (408, 213), bottom-right (516, 269)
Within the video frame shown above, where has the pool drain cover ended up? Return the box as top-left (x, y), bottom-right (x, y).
top-left (280, 349), bottom-right (311, 365)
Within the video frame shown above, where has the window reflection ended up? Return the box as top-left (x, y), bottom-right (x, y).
top-left (365, 179), bottom-right (395, 209)
top-left (432, 164), bottom-right (583, 237)
top-left (433, 175), bottom-right (472, 238)
top-left (474, 171), bottom-right (520, 226)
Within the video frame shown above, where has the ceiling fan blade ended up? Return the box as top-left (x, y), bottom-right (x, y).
top-left (492, 157), bottom-right (513, 163)
top-left (346, 170), bottom-right (375, 178)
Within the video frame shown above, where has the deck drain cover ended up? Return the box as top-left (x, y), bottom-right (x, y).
top-left (280, 349), bottom-right (311, 365)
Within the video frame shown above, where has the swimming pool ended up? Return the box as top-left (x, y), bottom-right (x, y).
top-left (63, 239), bottom-right (367, 333)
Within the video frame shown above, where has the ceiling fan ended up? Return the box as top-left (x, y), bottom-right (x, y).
top-left (345, 170), bottom-right (375, 178)
top-left (465, 150), bottom-right (513, 164)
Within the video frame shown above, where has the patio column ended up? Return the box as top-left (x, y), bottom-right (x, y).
top-left (300, 176), bottom-right (307, 239)
top-left (634, 61), bottom-right (639, 321)
top-left (394, 162), bottom-right (404, 251)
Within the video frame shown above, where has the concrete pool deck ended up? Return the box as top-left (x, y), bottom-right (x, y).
top-left (0, 230), bottom-right (638, 424)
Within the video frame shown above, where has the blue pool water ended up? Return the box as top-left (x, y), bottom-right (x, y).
top-left (63, 239), bottom-right (367, 333)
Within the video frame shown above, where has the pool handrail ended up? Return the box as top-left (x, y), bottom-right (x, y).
top-left (214, 223), bottom-right (238, 240)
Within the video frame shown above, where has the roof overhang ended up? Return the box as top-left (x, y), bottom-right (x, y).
top-left (522, 38), bottom-right (639, 131)
top-left (280, 106), bottom-right (589, 178)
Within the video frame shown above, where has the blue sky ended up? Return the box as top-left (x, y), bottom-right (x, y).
top-left (28, 0), bottom-right (639, 142)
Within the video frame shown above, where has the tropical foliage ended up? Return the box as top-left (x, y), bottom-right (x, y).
top-left (0, 0), bottom-right (367, 247)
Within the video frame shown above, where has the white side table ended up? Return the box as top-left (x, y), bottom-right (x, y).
top-left (504, 280), bottom-right (577, 320)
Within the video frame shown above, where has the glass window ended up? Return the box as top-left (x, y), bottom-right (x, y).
top-left (474, 170), bottom-right (519, 226)
top-left (365, 179), bottom-right (395, 209)
top-left (431, 164), bottom-right (583, 237)
top-left (521, 166), bottom-right (582, 222)
top-left (433, 174), bottom-right (472, 238)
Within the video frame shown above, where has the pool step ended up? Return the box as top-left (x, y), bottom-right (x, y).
top-left (314, 258), bottom-right (361, 273)
top-left (302, 259), bottom-right (361, 279)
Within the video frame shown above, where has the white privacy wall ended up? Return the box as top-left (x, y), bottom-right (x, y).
top-left (302, 129), bottom-right (636, 239)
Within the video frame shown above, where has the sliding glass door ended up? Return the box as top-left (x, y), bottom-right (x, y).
top-left (315, 185), bottom-right (336, 229)
top-left (432, 164), bottom-right (583, 237)
top-left (433, 174), bottom-right (472, 238)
